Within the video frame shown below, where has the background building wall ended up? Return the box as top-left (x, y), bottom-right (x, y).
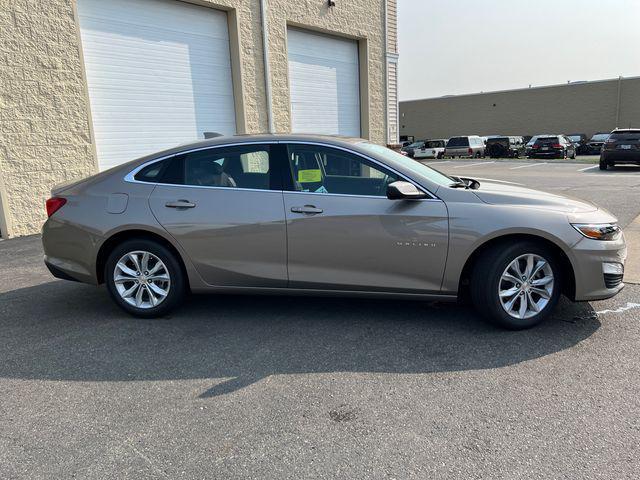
top-left (0, 0), bottom-right (392, 237)
top-left (400, 76), bottom-right (640, 140)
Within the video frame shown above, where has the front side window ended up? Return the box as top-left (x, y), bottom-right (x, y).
top-left (158, 144), bottom-right (273, 190)
top-left (285, 144), bottom-right (400, 197)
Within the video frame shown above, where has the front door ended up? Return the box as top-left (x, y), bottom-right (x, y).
top-left (282, 143), bottom-right (449, 293)
top-left (149, 144), bottom-right (287, 287)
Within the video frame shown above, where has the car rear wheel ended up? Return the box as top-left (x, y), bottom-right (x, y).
top-left (599, 159), bottom-right (608, 170)
top-left (470, 242), bottom-right (561, 330)
top-left (105, 239), bottom-right (186, 318)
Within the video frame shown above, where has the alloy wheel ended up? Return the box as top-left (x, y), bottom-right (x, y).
top-left (498, 253), bottom-right (554, 320)
top-left (113, 250), bottom-right (171, 309)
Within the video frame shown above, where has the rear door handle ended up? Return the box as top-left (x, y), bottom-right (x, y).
top-left (165, 200), bottom-right (196, 209)
top-left (291, 205), bottom-right (323, 215)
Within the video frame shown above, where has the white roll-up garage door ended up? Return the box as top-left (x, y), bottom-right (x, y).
top-left (287, 29), bottom-right (361, 137)
top-left (77, 0), bottom-right (236, 170)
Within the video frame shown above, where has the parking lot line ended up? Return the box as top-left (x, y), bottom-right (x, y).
top-left (510, 162), bottom-right (546, 170)
top-left (454, 161), bottom-right (495, 169)
top-left (427, 160), bottom-right (450, 165)
top-left (578, 165), bottom-right (599, 172)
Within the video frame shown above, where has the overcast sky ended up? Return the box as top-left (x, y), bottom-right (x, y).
top-left (398, 0), bottom-right (640, 100)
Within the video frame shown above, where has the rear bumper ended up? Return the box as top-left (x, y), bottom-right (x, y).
top-left (571, 234), bottom-right (627, 301)
top-left (601, 150), bottom-right (640, 163)
top-left (529, 149), bottom-right (564, 157)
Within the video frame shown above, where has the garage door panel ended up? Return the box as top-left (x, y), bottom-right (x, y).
top-left (287, 29), bottom-right (361, 137)
top-left (78, 0), bottom-right (236, 170)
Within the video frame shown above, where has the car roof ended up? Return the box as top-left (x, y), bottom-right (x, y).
top-left (612, 128), bottom-right (640, 133)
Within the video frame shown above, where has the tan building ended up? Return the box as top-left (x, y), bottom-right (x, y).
top-left (0, 0), bottom-right (399, 238)
top-left (400, 76), bottom-right (640, 141)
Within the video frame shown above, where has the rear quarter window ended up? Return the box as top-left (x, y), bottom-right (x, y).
top-left (134, 159), bottom-right (169, 182)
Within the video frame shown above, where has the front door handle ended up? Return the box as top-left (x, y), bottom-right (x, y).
top-left (291, 205), bottom-right (323, 215)
top-left (165, 200), bottom-right (196, 209)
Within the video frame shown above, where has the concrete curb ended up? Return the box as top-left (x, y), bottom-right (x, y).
top-left (624, 214), bottom-right (640, 285)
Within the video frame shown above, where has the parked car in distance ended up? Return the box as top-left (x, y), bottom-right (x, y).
top-left (600, 128), bottom-right (640, 170)
top-left (413, 139), bottom-right (447, 159)
top-left (445, 136), bottom-right (485, 158)
top-left (42, 134), bottom-right (626, 330)
top-left (528, 135), bottom-right (576, 159)
top-left (567, 133), bottom-right (588, 155)
top-left (586, 132), bottom-right (610, 154)
top-left (485, 136), bottom-right (525, 158)
top-left (401, 140), bottom-right (425, 158)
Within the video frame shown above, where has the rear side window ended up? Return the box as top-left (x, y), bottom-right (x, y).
top-left (137, 145), bottom-right (275, 190)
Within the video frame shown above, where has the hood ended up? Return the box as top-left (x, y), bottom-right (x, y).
top-left (471, 179), bottom-right (598, 213)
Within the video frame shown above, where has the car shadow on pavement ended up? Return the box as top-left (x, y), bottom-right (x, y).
top-left (0, 280), bottom-right (600, 398)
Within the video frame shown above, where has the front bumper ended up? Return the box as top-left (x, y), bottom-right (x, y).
top-left (571, 234), bottom-right (627, 301)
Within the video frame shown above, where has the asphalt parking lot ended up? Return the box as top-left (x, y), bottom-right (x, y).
top-left (2, 159), bottom-right (640, 479)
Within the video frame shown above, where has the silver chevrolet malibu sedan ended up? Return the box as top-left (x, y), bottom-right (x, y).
top-left (42, 134), bottom-right (626, 329)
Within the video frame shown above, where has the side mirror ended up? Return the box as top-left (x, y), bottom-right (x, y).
top-left (386, 181), bottom-right (429, 200)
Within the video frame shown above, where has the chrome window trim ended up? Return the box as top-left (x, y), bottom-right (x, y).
top-left (123, 140), bottom-right (441, 200)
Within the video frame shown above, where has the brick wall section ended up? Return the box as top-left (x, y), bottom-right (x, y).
top-left (400, 77), bottom-right (640, 140)
top-left (386, 0), bottom-right (397, 54)
top-left (1, 0), bottom-right (96, 237)
top-left (0, 0), bottom-right (390, 237)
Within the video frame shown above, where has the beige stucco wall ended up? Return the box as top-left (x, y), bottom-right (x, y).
top-left (400, 76), bottom-right (640, 141)
top-left (0, 0), bottom-right (391, 237)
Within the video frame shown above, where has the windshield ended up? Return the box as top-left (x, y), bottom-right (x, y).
top-left (406, 141), bottom-right (423, 148)
top-left (359, 143), bottom-right (455, 188)
top-left (591, 134), bottom-right (609, 141)
top-left (567, 135), bottom-right (581, 142)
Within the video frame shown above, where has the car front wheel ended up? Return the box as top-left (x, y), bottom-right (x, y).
top-left (471, 242), bottom-right (561, 329)
top-left (105, 239), bottom-right (186, 318)
top-left (599, 159), bottom-right (608, 170)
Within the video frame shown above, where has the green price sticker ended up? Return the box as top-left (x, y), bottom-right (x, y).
top-left (298, 169), bottom-right (322, 183)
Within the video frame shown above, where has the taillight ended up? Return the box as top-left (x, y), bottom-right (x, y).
top-left (46, 197), bottom-right (67, 217)
top-left (551, 143), bottom-right (562, 148)
top-left (468, 148), bottom-right (473, 154)
top-left (532, 144), bottom-right (539, 149)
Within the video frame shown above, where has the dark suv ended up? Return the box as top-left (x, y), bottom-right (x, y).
top-left (485, 136), bottom-right (525, 158)
top-left (599, 128), bottom-right (640, 170)
top-left (528, 135), bottom-right (576, 159)
top-left (586, 133), bottom-right (610, 154)
top-left (567, 133), bottom-right (588, 155)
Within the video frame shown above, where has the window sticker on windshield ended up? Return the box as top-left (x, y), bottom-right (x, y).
top-left (314, 185), bottom-right (328, 193)
top-left (298, 169), bottom-right (322, 183)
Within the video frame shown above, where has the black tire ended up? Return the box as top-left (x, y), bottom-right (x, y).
top-left (105, 239), bottom-right (186, 318)
top-left (599, 159), bottom-right (608, 170)
top-left (570, 151), bottom-right (576, 160)
top-left (437, 152), bottom-right (444, 159)
top-left (470, 242), bottom-right (562, 330)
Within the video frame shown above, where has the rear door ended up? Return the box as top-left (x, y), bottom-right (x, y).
top-left (281, 143), bottom-right (449, 293)
top-left (148, 144), bottom-right (288, 287)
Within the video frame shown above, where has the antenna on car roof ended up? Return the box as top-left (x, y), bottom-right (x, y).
top-left (203, 132), bottom-right (223, 139)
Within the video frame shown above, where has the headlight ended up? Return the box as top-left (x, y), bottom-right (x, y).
top-left (572, 223), bottom-right (621, 241)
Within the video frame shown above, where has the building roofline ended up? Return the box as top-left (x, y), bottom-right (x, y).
top-left (400, 75), bottom-right (640, 104)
